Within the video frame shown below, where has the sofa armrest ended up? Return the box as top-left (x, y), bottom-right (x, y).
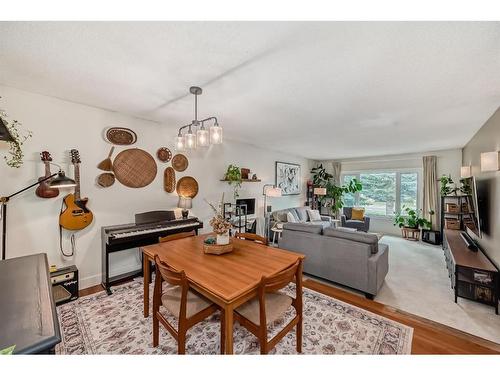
top-left (364, 216), bottom-right (371, 231)
top-left (341, 215), bottom-right (347, 226)
top-left (320, 215), bottom-right (331, 222)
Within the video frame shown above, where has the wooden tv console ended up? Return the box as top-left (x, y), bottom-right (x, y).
top-left (443, 229), bottom-right (499, 314)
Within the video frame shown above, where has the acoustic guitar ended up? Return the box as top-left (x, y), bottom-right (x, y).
top-left (59, 149), bottom-right (94, 230)
top-left (35, 151), bottom-right (60, 198)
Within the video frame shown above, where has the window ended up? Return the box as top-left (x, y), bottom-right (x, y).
top-left (341, 170), bottom-right (420, 217)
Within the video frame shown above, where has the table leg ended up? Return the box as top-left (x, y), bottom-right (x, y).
top-left (223, 305), bottom-right (234, 354)
top-left (143, 255), bottom-right (150, 318)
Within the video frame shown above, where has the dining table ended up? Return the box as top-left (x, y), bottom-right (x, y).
top-left (141, 233), bottom-right (305, 354)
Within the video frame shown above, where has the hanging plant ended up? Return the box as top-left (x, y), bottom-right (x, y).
top-left (0, 106), bottom-right (32, 168)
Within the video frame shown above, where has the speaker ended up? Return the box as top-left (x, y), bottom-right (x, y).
top-left (50, 265), bottom-right (79, 306)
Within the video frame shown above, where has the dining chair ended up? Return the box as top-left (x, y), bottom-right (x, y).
top-left (234, 232), bottom-right (268, 246)
top-left (234, 259), bottom-right (303, 354)
top-left (159, 230), bottom-right (196, 243)
top-left (152, 255), bottom-right (224, 354)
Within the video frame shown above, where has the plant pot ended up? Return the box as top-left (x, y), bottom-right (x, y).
top-left (216, 232), bottom-right (230, 245)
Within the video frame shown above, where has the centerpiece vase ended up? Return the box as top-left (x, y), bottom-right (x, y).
top-left (216, 231), bottom-right (230, 245)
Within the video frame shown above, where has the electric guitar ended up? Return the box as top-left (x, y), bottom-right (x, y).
top-left (35, 151), bottom-right (60, 198)
top-left (59, 149), bottom-right (93, 230)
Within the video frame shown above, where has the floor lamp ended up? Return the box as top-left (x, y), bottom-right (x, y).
top-left (1, 171), bottom-right (76, 260)
top-left (262, 184), bottom-right (282, 239)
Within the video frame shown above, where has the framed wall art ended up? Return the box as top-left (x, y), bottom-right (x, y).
top-left (275, 161), bottom-right (301, 195)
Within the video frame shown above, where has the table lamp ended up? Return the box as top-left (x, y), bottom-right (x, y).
top-left (178, 196), bottom-right (192, 219)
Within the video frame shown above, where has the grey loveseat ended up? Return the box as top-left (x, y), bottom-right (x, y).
top-left (269, 206), bottom-right (331, 239)
top-left (341, 207), bottom-right (371, 232)
top-left (279, 223), bottom-right (388, 298)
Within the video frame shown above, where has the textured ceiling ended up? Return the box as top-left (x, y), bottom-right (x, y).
top-left (1, 22), bottom-right (499, 159)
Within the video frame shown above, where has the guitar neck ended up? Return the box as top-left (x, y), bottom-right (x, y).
top-left (74, 163), bottom-right (81, 200)
top-left (44, 161), bottom-right (51, 177)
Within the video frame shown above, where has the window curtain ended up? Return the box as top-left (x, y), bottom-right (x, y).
top-left (331, 161), bottom-right (341, 186)
top-left (422, 155), bottom-right (439, 230)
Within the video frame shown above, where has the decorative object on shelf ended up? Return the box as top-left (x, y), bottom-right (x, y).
top-left (393, 205), bottom-right (431, 240)
top-left (178, 196), bottom-right (192, 219)
top-left (240, 168), bottom-right (250, 180)
top-left (203, 237), bottom-right (233, 255)
top-left (171, 153), bottom-right (188, 172)
top-left (480, 151), bottom-right (499, 172)
top-left (156, 147), bottom-right (172, 162)
top-left (252, 173), bottom-right (258, 180)
top-left (163, 167), bottom-right (176, 193)
top-left (223, 164), bottom-right (242, 199)
top-left (205, 193), bottom-right (232, 245)
top-left (97, 146), bottom-right (115, 171)
top-left (113, 148), bottom-right (157, 188)
top-left (1, 168), bottom-right (75, 260)
top-left (445, 218), bottom-right (461, 230)
top-left (105, 127), bottom-right (137, 145)
top-left (446, 203), bottom-right (459, 213)
top-left (35, 151), bottom-right (60, 198)
top-left (276, 161), bottom-right (301, 195)
top-left (440, 175), bottom-right (457, 196)
top-left (174, 86), bottom-right (223, 151)
top-left (97, 172), bottom-right (115, 187)
top-left (176, 176), bottom-right (199, 198)
top-left (0, 106), bottom-right (32, 168)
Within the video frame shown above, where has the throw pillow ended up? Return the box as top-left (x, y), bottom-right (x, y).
top-left (351, 208), bottom-right (365, 221)
top-left (307, 209), bottom-right (322, 221)
top-left (286, 212), bottom-right (297, 223)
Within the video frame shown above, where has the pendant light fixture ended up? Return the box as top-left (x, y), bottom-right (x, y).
top-left (175, 86), bottom-right (222, 151)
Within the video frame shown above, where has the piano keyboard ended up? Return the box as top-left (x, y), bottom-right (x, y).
top-left (110, 221), bottom-right (201, 239)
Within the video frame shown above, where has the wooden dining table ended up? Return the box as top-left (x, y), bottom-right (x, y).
top-left (141, 233), bottom-right (305, 354)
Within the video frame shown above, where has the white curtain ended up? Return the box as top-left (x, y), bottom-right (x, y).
top-left (422, 155), bottom-right (439, 230)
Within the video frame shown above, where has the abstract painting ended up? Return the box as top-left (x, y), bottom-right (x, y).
top-left (275, 161), bottom-right (301, 195)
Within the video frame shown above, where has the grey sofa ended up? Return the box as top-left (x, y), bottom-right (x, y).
top-left (269, 207), bottom-right (332, 239)
top-left (341, 207), bottom-right (370, 232)
top-left (279, 223), bottom-right (388, 298)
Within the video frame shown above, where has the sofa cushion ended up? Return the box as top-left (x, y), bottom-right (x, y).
top-left (286, 212), bottom-right (297, 223)
top-left (351, 208), bottom-right (365, 220)
top-left (273, 209), bottom-right (289, 222)
top-left (324, 228), bottom-right (379, 254)
top-left (283, 222), bottom-right (324, 234)
top-left (307, 209), bottom-right (322, 221)
top-left (295, 207), bottom-right (309, 222)
top-left (343, 207), bottom-right (353, 220)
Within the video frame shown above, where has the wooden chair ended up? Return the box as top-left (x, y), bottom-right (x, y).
top-left (152, 255), bottom-right (224, 354)
top-left (234, 259), bottom-right (303, 354)
top-left (234, 232), bottom-right (268, 246)
top-left (159, 230), bottom-right (196, 243)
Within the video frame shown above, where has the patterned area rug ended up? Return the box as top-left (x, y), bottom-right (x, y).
top-left (56, 280), bottom-right (413, 354)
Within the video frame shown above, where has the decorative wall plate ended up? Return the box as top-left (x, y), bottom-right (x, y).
top-left (176, 176), bottom-right (199, 198)
top-left (97, 172), bottom-right (115, 187)
top-left (105, 127), bottom-right (137, 145)
top-left (113, 148), bottom-right (157, 188)
top-left (172, 153), bottom-right (188, 172)
top-left (156, 147), bottom-right (172, 162)
top-left (164, 167), bottom-right (176, 193)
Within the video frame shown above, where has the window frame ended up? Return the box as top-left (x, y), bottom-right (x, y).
top-left (340, 168), bottom-right (422, 220)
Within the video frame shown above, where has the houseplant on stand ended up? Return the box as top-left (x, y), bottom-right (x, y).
top-left (393, 206), bottom-right (432, 240)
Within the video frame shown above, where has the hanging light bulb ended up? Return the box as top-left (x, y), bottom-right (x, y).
top-left (175, 132), bottom-right (185, 151)
top-left (196, 122), bottom-right (209, 147)
top-left (210, 121), bottom-right (223, 144)
top-left (184, 126), bottom-right (196, 149)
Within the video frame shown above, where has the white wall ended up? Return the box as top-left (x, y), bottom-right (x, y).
top-left (317, 149), bottom-right (462, 235)
top-left (0, 85), bottom-right (310, 289)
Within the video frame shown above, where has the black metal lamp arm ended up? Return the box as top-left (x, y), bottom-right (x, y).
top-left (1, 173), bottom-right (58, 203)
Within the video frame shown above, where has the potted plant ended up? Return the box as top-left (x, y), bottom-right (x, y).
top-left (310, 164), bottom-right (333, 187)
top-left (393, 206), bottom-right (432, 238)
top-left (223, 164), bottom-right (242, 199)
top-left (0, 106), bottom-right (32, 168)
top-left (205, 194), bottom-right (233, 245)
top-left (440, 175), bottom-right (457, 196)
top-left (323, 178), bottom-right (362, 218)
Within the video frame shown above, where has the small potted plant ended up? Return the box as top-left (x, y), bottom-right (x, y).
top-left (223, 164), bottom-right (242, 199)
top-left (205, 193), bottom-right (233, 245)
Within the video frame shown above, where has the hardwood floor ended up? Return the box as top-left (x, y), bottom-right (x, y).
top-left (78, 277), bottom-right (500, 354)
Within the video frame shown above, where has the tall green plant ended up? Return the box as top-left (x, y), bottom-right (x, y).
top-left (310, 164), bottom-right (333, 187)
top-left (323, 178), bottom-right (362, 216)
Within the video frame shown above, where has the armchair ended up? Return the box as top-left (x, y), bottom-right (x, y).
top-left (341, 207), bottom-right (370, 232)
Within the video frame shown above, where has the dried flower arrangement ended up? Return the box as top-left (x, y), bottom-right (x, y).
top-left (205, 193), bottom-right (232, 235)
top-left (0, 103), bottom-right (32, 168)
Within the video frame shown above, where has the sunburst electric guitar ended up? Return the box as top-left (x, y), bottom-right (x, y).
top-left (59, 149), bottom-right (93, 230)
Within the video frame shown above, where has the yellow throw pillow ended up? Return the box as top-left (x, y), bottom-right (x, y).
top-left (351, 208), bottom-right (365, 221)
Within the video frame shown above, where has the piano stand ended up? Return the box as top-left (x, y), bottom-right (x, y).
top-left (101, 216), bottom-right (202, 295)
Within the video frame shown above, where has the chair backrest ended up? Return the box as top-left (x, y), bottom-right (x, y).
top-left (159, 230), bottom-right (196, 243)
top-left (343, 207), bottom-right (353, 219)
top-left (235, 232), bottom-right (268, 245)
top-left (154, 255), bottom-right (186, 287)
top-left (261, 260), bottom-right (300, 293)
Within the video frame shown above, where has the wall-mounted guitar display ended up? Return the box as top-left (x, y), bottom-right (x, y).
top-left (35, 151), bottom-right (59, 199)
top-left (59, 149), bottom-right (94, 231)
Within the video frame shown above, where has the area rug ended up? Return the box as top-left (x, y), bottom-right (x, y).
top-left (56, 280), bottom-right (413, 355)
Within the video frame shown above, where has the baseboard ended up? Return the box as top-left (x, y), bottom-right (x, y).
top-left (79, 262), bottom-right (142, 290)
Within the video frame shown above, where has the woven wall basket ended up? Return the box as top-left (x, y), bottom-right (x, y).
top-left (164, 167), bottom-right (176, 193)
top-left (172, 154), bottom-right (188, 172)
top-left (176, 176), bottom-right (199, 198)
top-left (113, 148), bottom-right (157, 188)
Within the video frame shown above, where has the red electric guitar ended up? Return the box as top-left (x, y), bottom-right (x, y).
top-left (35, 151), bottom-right (60, 199)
